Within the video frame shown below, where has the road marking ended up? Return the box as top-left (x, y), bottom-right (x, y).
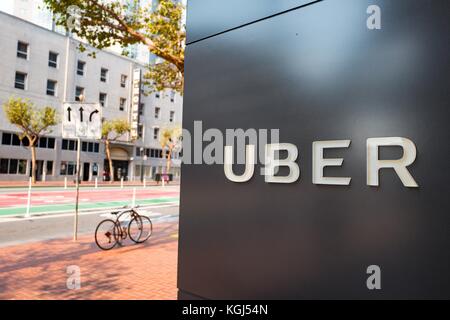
top-left (0, 204), bottom-right (179, 223)
top-left (0, 197), bottom-right (179, 217)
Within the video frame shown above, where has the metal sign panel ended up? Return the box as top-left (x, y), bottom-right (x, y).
top-left (178, 0), bottom-right (450, 299)
top-left (62, 103), bottom-right (102, 139)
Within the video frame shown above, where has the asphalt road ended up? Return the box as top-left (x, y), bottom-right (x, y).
top-left (0, 204), bottom-right (179, 248)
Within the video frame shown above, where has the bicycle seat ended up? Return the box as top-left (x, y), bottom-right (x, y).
top-left (110, 211), bottom-right (120, 215)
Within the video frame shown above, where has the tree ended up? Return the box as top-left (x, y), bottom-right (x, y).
top-left (101, 119), bottom-right (131, 182)
top-left (159, 125), bottom-right (182, 175)
top-left (3, 97), bottom-right (57, 184)
top-left (43, 0), bottom-right (185, 94)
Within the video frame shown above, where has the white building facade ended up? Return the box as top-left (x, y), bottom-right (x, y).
top-left (0, 11), bottom-right (183, 182)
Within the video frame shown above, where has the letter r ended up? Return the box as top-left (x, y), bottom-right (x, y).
top-left (367, 137), bottom-right (418, 187)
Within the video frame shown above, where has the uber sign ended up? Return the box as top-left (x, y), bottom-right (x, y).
top-left (62, 103), bottom-right (102, 139)
top-left (224, 137), bottom-right (418, 187)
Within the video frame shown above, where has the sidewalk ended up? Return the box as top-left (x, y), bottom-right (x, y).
top-left (0, 221), bottom-right (178, 300)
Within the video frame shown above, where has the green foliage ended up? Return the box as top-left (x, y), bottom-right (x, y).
top-left (102, 119), bottom-right (131, 141)
top-left (159, 125), bottom-right (182, 151)
top-left (143, 60), bottom-right (183, 95)
top-left (43, 0), bottom-right (185, 94)
top-left (3, 97), bottom-right (58, 183)
top-left (3, 97), bottom-right (57, 142)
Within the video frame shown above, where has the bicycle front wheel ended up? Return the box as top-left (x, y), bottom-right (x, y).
top-left (128, 215), bottom-right (153, 243)
top-left (95, 219), bottom-right (119, 250)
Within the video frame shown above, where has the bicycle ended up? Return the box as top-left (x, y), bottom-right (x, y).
top-left (95, 206), bottom-right (153, 250)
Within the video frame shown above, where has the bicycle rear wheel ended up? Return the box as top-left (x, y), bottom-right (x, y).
top-left (129, 215), bottom-right (153, 243)
top-left (95, 219), bottom-right (119, 250)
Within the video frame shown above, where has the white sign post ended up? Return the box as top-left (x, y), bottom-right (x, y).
top-left (62, 102), bottom-right (102, 241)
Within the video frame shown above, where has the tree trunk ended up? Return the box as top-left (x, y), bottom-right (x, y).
top-left (105, 140), bottom-right (114, 184)
top-left (166, 148), bottom-right (172, 174)
top-left (30, 143), bottom-right (37, 184)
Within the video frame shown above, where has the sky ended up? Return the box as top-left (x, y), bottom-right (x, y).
top-left (0, 0), bottom-right (13, 14)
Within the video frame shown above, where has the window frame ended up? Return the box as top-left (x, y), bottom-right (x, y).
top-left (77, 60), bottom-right (86, 76)
top-left (100, 68), bottom-right (108, 82)
top-left (153, 128), bottom-right (159, 140)
top-left (99, 92), bottom-right (107, 107)
top-left (75, 86), bottom-right (85, 102)
top-left (17, 41), bottom-right (29, 60)
top-left (46, 79), bottom-right (57, 96)
top-left (120, 74), bottom-right (127, 88)
top-left (15, 71), bottom-right (27, 90)
top-left (48, 51), bottom-right (58, 68)
top-left (119, 98), bottom-right (127, 111)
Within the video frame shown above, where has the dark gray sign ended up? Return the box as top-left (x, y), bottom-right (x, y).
top-left (178, 0), bottom-right (450, 299)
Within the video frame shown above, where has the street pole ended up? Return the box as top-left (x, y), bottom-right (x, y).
top-left (74, 137), bottom-right (81, 241)
top-left (140, 147), bottom-right (145, 182)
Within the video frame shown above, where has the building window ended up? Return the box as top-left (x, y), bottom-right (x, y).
top-left (35, 137), bottom-right (55, 149)
top-left (47, 80), bottom-right (57, 96)
top-left (47, 137), bottom-right (55, 149)
top-left (8, 159), bottom-right (18, 174)
top-left (100, 68), bottom-right (108, 82)
top-left (135, 165), bottom-right (142, 177)
top-left (62, 139), bottom-right (77, 151)
top-left (99, 93), bottom-right (107, 107)
top-left (0, 159), bottom-right (8, 174)
top-left (153, 128), bottom-right (159, 140)
top-left (39, 137), bottom-right (47, 148)
top-left (15, 72), bottom-right (27, 90)
top-left (17, 41), bottom-right (28, 59)
top-left (48, 51), bottom-right (58, 68)
top-left (119, 98), bottom-right (126, 111)
top-left (0, 158), bottom-right (27, 175)
top-left (77, 60), bottom-right (85, 76)
top-left (120, 74), bottom-right (127, 87)
top-left (169, 111), bottom-right (175, 122)
top-left (154, 107), bottom-right (160, 119)
top-left (1, 132), bottom-right (34, 147)
top-left (46, 161), bottom-right (54, 175)
top-left (75, 86), bottom-right (84, 101)
top-left (18, 159), bottom-right (27, 174)
top-left (81, 141), bottom-right (99, 153)
top-left (137, 124), bottom-right (143, 138)
top-left (170, 91), bottom-right (175, 103)
top-left (2, 133), bottom-right (12, 145)
top-left (149, 148), bottom-right (163, 158)
top-left (11, 134), bottom-right (20, 146)
top-left (60, 161), bottom-right (76, 175)
top-left (139, 103), bottom-right (145, 116)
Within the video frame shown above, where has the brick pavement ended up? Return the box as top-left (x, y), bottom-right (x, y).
top-left (0, 221), bottom-right (178, 300)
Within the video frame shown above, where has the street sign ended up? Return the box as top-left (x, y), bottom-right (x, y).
top-left (62, 102), bottom-right (102, 242)
top-left (62, 103), bottom-right (102, 139)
